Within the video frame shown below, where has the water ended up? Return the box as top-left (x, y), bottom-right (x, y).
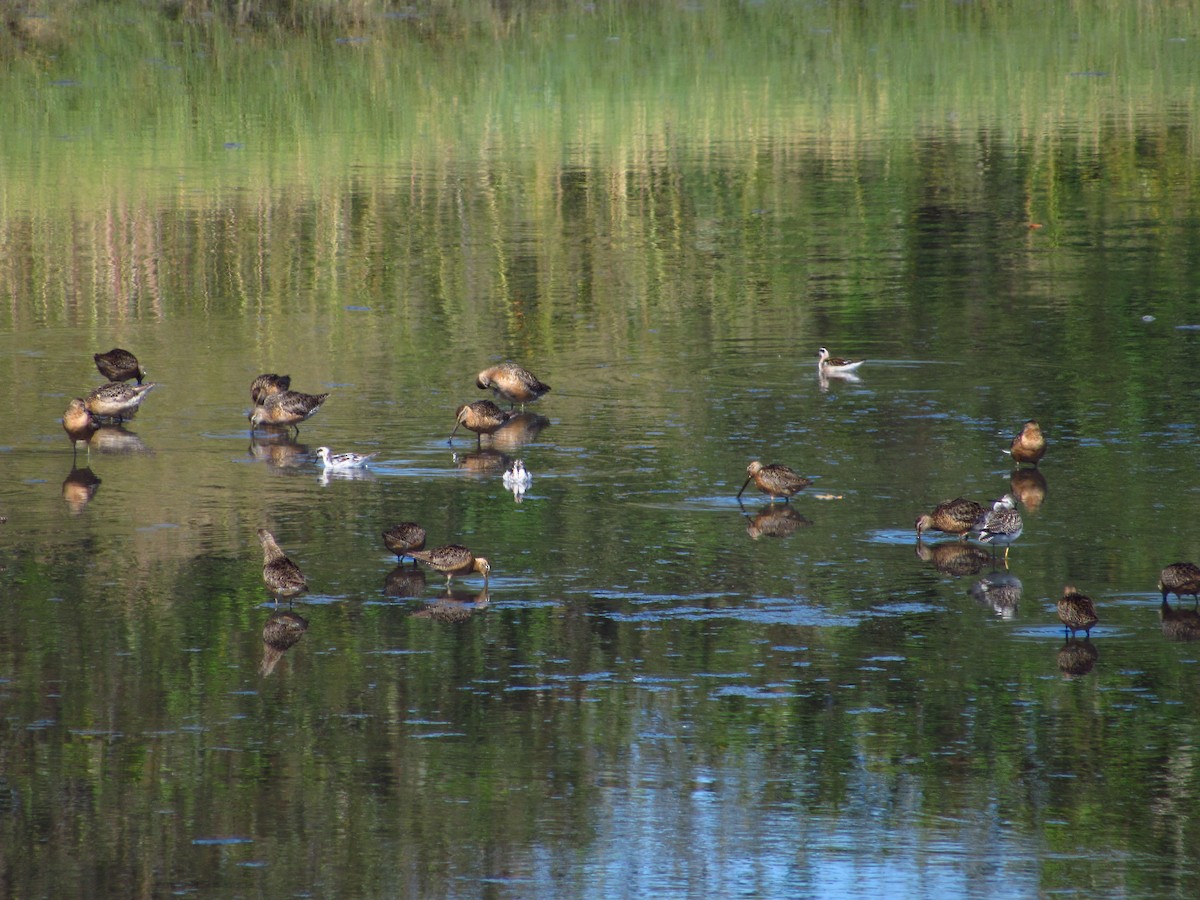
top-left (4, 3), bottom-right (1200, 897)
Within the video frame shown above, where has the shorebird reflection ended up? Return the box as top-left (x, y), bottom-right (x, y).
top-left (260, 609), bottom-right (309, 676)
top-left (744, 504), bottom-right (811, 539)
top-left (62, 467), bottom-right (101, 514)
top-left (409, 587), bottom-right (491, 622)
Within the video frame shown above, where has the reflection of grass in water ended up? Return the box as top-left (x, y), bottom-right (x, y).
top-left (2, 0), bottom-right (1199, 209)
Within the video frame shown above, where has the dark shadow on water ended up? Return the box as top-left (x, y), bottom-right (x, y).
top-left (260, 609), bottom-right (309, 676)
top-left (409, 587), bottom-right (490, 622)
top-left (1057, 637), bottom-right (1098, 677)
top-left (917, 539), bottom-right (991, 577)
top-left (384, 565), bottom-right (428, 599)
top-left (743, 504), bottom-right (811, 539)
top-left (62, 467), bottom-right (101, 514)
top-left (969, 571), bottom-right (1022, 618)
top-left (1010, 467), bottom-right (1047, 513)
top-left (1159, 596), bottom-right (1200, 642)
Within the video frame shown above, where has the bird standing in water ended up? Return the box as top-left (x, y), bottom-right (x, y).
top-left (1159, 562), bottom-right (1200, 608)
top-left (382, 522), bottom-right (427, 566)
top-left (85, 381), bottom-right (156, 422)
top-left (1007, 419), bottom-right (1046, 466)
top-left (1057, 585), bottom-right (1099, 638)
top-left (257, 528), bottom-right (308, 604)
top-left (737, 460), bottom-right (812, 503)
top-left (974, 494), bottom-right (1023, 560)
top-left (914, 497), bottom-right (986, 541)
top-left (93, 348), bottom-right (146, 384)
top-left (62, 398), bottom-right (100, 458)
top-left (408, 544), bottom-right (491, 587)
top-left (449, 400), bottom-right (512, 446)
top-left (476, 362), bottom-right (550, 409)
top-left (250, 373), bottom-right (291, 405)
top-left (250, 390), bottom-right (329, 435)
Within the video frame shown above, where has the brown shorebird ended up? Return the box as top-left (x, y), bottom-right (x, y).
top-left (250, 373), bottom-right (291, 406)
top-left (914, 497), bottom-right (986, 541)
top-left (93, 348), bottom-right (146, 384)
top-left (257, 528), bottom-right (308, 604)
top-left (408, 544), bottom-right (491, 587)
top-left (85, 381), bottom-right (156, 422)
top-left (249, 390), bottom-right (329, 434)
top-left (382, 522), bottom-right (427, 566)
top-left (1159, 562), bottom-right (1200, 608)
top-left (476, 362), bottom-right (550, 409)
top-left (974, 494), bottom-right (1022, 560)
top-left (1057, 585), bottom-right (1099, 638)
top-left (737, 460), bottom-right (812, 503)
top-left (1008, 419), bottom-right (1046, 466)
top-left (817, 347), bottom-right (865, 375)
top-left (62, 398), bottom-right (100, 457)
top-left (449, 400), bottom-right (512, 446)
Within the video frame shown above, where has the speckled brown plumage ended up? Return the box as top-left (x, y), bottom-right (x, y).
top-left (1159, 562), bottom-right (1200, 607)
top-left (260, 609), bottom-right (309, 676)
top-left (85, 381), bottom-right (156, 422)
top-left (449, 400), bottom-right (513, 445)
top-left (382, 522), bottom-right (427, 565)
top-left (249, 390), bottom-right (329, 433)
top-left (915, 497), bottom-right (986, 540)
top-left (257, 528), bottom-right (308, 603)
top-left (407, 544), bottom-right (491, 587)
top-left (737, 460), bottom-right (812, 503)
top-left (476, 362), bottom-right (550, 408)
top-left (94, 348), bottom-right (145, 384)
top-left (974, 494), bottom-right (1022, 559)
top-left (1057, 638), bottom-right (1098, 677)
top-left (1057, 585), bottom-right (1098, 638)
top-left (250, 373), bottom-right (291, 405)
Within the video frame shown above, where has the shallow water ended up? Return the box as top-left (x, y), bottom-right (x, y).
top-left (5, 3), bottom-right (1200, 898)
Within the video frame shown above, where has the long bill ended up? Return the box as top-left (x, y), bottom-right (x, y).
top-left (736, 476), bottom-right (753, 499)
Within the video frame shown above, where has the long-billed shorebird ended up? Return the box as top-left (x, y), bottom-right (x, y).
top-left (85, 381), bottom-right (156, 422)
top-left (62, 398), bottom-right (100, 458)
top-left (476, 362), bottom-right (550, 409)
top-left (1159, 562), bottom-right (1200, 608)
top-left (1057, 585), bottom-right (1098, 638)
top-left (250, 390), bottom-right (329, 434)
top-left (257, 528), bottom-right (308, 604)
top-left (449, 400), bottom-right (512, 446)
top-left (1007, 419), bottom-right (1046, 466)
top-left (914, 497), bottom-right (986, 541)
top-left (382, 522), bottom-right (427, 565)
top-left (250, 373), bottom-right (291, 406)
top-left (93, 348), bottom-right (146, 384)
top-left (408, 544), bottom-right (491, 587)
top-left (737, 460), bottom-right (812, 503)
